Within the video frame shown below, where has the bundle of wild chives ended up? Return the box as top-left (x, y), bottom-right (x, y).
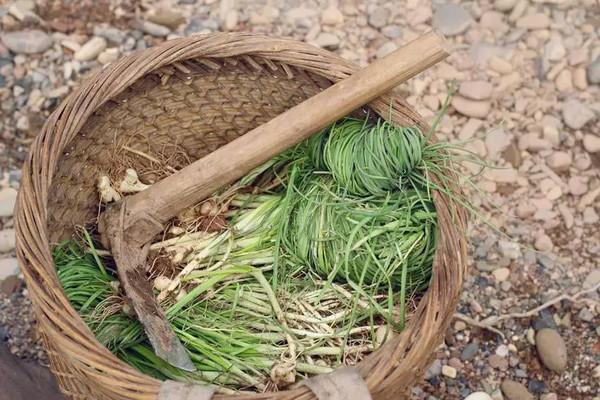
top-left (56, 87), bottom-right (486, 392)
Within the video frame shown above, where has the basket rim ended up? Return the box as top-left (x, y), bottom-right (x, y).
top-left (14, 32), bottom-right (468, 400)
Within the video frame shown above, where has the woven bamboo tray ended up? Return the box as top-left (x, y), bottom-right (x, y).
top-left (14, 33), bottom-right (468, 400)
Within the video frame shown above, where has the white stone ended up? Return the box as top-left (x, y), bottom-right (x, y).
top-left (487, 168), bottom-right (518, 183)
top-left (0, 188), bottom-right (18, 217)
top-left (498, 240), bottom-right (521, 259)
top-left (583, 207), bottom-right (599, 224)
top-left (568, 176), bottom-right (588, 196)
top-left (321, 7), bottom-right (343, 26)
top-left (583, 135), bottom-right (600, 153)
top-left (545, 39), bottom-right (566, 62)
top-left (534, 234), bottom-right (553, 252)
top-left (495, 344), bottom-right (509, 357)
top-left (74, 37), bottom-right (107, 62)
top-left (494, 0), bottom-right (518, 12)
top-left (465, 392), bottom-right (493, 400)
top-left (543, 126), bottom-right (560, 147)
top-left (0, 258), bottom-right (19, 281)
top-left (441, 365), bottom-right (457, 378)
top-left (486, 128), bottom-right (511, 160)
top-left (516, 13), bottom-right (550, 29)
top-left (583, 270), bottom-right (600, 289)
top-left (224, 10), bottom-right (239, 31)
top-left (97, 48), bottom-right (119, 64)
top-left (480, 11), bottom-right (509, 34)
top-left (459, 118), bottom-right (484, 140)
top-left (459, 80), bottom-right (493, 100)
top-left (555, 69), bottom-right (573, 92)
top-left (516, 203), bottom-right (536, 219)
top-left (0, 229), bottom-right (16, 253)
top-left (546, 152), bottom-right (571, 172)
top-left (493, 267), bottom-right (510, 282)
top-left (562, 100), bottom-right (595, 130)
top-left (572, 68), bottom-right (587, 91)
top-left (489, 56), bottom-right (513, 74)
top-left (451, 96), bottom-right (491, 118)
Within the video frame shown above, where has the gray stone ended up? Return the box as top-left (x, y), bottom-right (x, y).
top-left (514, 369), bottom-right (528, 378)
top-left (185, 19), bottom-right (220, 34)
top-left (0, 188), bottom-right (17, 217)
top-left (315, 33), bottom-right (340, 49)
top-left (588, 56), bottom-right (600, 84)
top-left (532, 309), bottom-right (557, 331)
top-left (0, 229), bottom-right (15, 253)
top-left (136, 20), bottom-right (171, 37)
top-left (424, 359), bottom-right (442, 379)
top-left (578, 308), bottom-right (594, 322)
top-left (368, 7), bottom-right (389, 28)
top-left (501, 380), bottom-right (533, 400)
top-left (470, 43), bottom-right (512, 64)
top-left (562, 99), bottom-right (595, 130)
top-left (583, 269), bottom-right (600, 289)
top-left (536, 328), bottom-right (568, 372)
top-left (433, 4), bottom-right (473, 36)
top-left (376, 42), bottom-right (397, 59)
top-left (93, 25), bottom-right (126, 44)
top-left (0, 30), bottom-right (52, 54)
top-left (461, 342), bottom-right (479, 361)
top-left (381, 25), bottom-right (402, 39)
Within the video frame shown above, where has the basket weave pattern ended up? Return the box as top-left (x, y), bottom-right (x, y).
top-left (15, 33), bottom-right (467, 400)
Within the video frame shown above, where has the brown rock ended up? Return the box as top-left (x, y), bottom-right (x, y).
top-left (488, 354), bottom-right (509, 369)
top-left (501, 380), bottom-right (533, 400)
top-left (536, 328), bottom-right (568, 372)
top-left (148, 8), bottom-right (185, 30)
top-left (0, 343), bottom-right (64, 400)
top-left (0, 275), bottom-right (20, 295)
top-left (501, 141), bottom-right (522, 167)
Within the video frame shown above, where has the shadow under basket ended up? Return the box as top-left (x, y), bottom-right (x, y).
top-left (14, 33), bottom-right (468, 400)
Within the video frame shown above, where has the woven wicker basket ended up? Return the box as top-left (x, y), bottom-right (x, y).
top-left (14, 33), bottom-right (467, 400)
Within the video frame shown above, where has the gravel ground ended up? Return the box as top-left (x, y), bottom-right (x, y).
top-left (1, 0), bottom-right (599, 399)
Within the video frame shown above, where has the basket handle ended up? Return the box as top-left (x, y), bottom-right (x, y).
top-left (98, 30), bottom-right (451, 371)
